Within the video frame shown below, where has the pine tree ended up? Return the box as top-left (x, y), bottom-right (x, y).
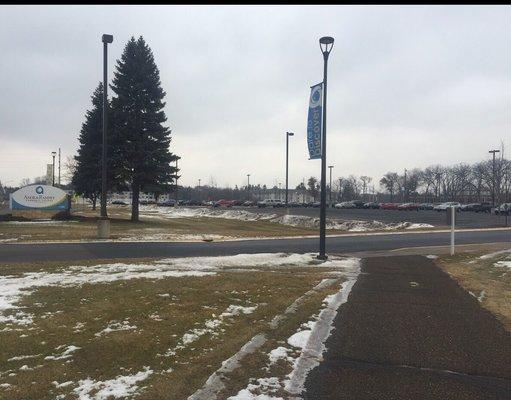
top-left (72, 83), bottom-right (114, 210)
top-left (110, 36), bottom-right (178, 221)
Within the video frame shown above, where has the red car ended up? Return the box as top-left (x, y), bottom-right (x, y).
top-left (213, 199), bottom-right (235, 207)
top-left (398, 203), bottom-right (420, 211)
top-left (380, 203), bottom-right (400, 210)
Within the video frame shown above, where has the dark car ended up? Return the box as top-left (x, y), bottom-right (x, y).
top-left (419, 203), bottom-right (434, 210)
top-left (159, 199), bottom-right (176, 207)
top-left (363, 202), bottom-right (380, 209)
top-left (460, 203), bottom-right (477, 211)
top-left (473, 202), bottom-right (492, 213)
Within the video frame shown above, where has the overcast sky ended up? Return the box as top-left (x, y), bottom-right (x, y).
top-left (1, 5), bottom-right (511, 190)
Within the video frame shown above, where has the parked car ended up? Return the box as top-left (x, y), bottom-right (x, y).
top-left (398, 203), bottom-right (420, 211)
top-left (187, 199), bottom-right (202, 206)
top-left (257, 199), bottom-right (284, 208)
top-left (242, 200), bottom-right (254, 206)
top-left (334, 201), bottom-right (356, 209)
top-left (213, 199), bottom-right (235, 207)
top-left (111, 200), bottom-right (128, 205)
top-left (433, 202), bottom-right (461, 211)
top-left (473, 202), bottom-right (492, 213)
top-left (419, 203), bottom-right (434, 210)
top-left (312, 201), bottom-right (321, 208)
top-left (159, 199), bottom-right (176, 207)
top-left (380, 203), bottom-right (400, 210)
top-left (363, 202), bottom-right (380, 209)
top-left (288, 201), bottom-right (302, 208)
top-left (495, 203), bottom-right (511, 215)
top-left (460, 203), bottom-right (477, 211)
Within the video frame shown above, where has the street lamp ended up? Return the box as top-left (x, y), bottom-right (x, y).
top-left (318, 36), bottom-right (334, 260)
top-left (98, 33), bottom-right (113, 239)
top-left (328, 165), bottom-right (334, 208)
top-left (489, 149), bottom-right (500, 207)
top-left (247, 174), bottom-right (250, 200)
top-left (51, 151), bottom-right (57, 186)
top-left (285, 132), bottom-right (294, 207)
top-left (198, 178), bottom-right (201, 201)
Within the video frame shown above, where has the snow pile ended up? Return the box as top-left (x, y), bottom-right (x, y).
top-left (494, 260), bottom-right (511, 270)
top-left (73, 367), bottom-right (152, 400)
top-left (95, 320), bottom-right (137, 337)
top-left (141, 206), bottom-right (433, 232)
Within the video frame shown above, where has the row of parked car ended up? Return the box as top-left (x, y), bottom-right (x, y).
top-left (333, 200), bottom-right (511, 214)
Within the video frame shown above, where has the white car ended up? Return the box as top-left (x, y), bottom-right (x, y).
top-left (334, 201), bottom-right (356, 209)
top-left (257, 199), bottom-right (284, 208)
top-left (433, 202), bottom-right (461, 212)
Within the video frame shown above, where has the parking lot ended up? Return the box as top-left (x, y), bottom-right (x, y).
top-left (236, 206), bottom-right (510, 229)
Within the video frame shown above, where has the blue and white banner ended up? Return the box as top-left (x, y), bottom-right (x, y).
top-left (307, 82), bottom-right (323, 159)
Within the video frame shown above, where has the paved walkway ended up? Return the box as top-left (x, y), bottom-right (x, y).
top-left (304, 255), bottom-right (511, 400)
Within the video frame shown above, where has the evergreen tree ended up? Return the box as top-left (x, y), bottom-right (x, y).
top-left (110, 36), bottom-right (178, 221)
top-left (72, 83), bottom-right (114, 210)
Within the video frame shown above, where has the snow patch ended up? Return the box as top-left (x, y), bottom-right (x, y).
top-left (95, 320), bottom-right (137, 337)
top-left (73, 367), bottom-right (152, 400)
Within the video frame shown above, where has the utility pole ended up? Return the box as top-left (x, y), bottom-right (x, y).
top-left (489, 149), bottom-right (500, 207)
top-left (175, 158), bottom-right (180, 204)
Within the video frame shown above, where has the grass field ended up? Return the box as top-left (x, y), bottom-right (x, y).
top-left (437, 250), bottom-right (511, 332)
top-left (0, 253), bottom-right (359, 400)
top-left (0, 204), bottom-right (437, 244)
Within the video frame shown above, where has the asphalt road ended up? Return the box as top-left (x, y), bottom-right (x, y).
top-left (236, 206), bottom-right (510, 229)
top-left (1, 229), bottom-right (511, 263)
top-left (304, 255), bottom-right (511, 399)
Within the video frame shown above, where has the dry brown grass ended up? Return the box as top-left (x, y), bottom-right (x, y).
top-left (0, 257), bottom-right (346, 400)
top-left (437, 251), bottom-right (511, 331)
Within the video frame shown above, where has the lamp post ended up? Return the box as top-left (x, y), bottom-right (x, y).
top-left (318, 36), bottom-right (334, 260)
top-left (328, 165), bottom-right (334, 208)
top-left (198, 178), bottom-right (201, 201)
top-left (98, 34), bottom-right (113, 239)
top-left (403, 168), bottom-right (407, 203)
top-left (489, 149), bottom-right (500, 207)
top-left (175, 158), bottom-right (180, 204)
top-left (285, 132), bottom-right (294, 207)
top-left (247, 174), bottom-right (250, 200)
top-left (51, 151), bottom-right (57, 186)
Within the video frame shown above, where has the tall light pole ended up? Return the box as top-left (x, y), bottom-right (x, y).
top-left (100, 33), bottom-right (113, 219)
top-left (318, 36), bottom-right (334, 260)
top-left (198, 178), bottom-right (201, 201)
top-left (285, 132), bottom-right (294, 207)
top-left (247, 174), bottom-right (250, 200)
top-left (51, 152), bottom-right (57, 186)
top-left (328, 165), bottom-right (334, 208)
top-left (403, 168), bottom-right (407, 202)
top-left (175, 158), bottom-right (180, 203)
top-left (489, 149), bottom-right (500, 207)
top-left (58, 148), bottom-right (61, 186)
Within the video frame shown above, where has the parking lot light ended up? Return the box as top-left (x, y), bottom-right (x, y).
top-left (318, 36), bottom-right (334, 261)
top-left (285, 132), bottom-right (294, 207)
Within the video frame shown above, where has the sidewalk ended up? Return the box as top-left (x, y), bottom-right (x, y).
top-left (304, 255), bottom-right (511, 400)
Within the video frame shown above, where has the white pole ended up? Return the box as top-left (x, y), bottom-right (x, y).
top-left (450, 206), bottom-right (455, 256)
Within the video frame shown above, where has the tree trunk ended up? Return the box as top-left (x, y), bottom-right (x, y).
top-left (131, 183), bottom-right (140, 222)
top-left (92, 196), bottom-right (97, 211)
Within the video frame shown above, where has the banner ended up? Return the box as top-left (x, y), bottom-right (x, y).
top-left (307, 82), bottom-right (323, 159)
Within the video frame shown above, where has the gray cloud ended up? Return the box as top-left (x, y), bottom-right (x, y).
top-left (1, 5), bottom-right (511, 189)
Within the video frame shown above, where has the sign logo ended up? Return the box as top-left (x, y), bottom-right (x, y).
top-left (36, 186), bottom-right (44, 195)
